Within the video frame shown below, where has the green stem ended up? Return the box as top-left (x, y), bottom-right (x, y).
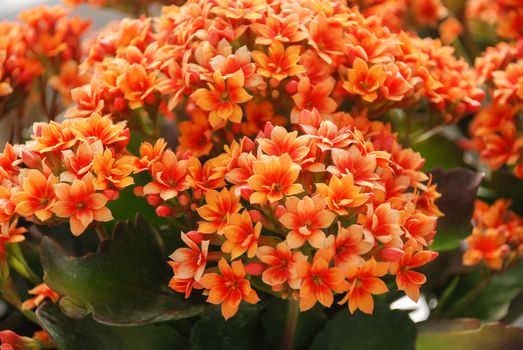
top-left (6, 243), bottom-right (41, 285)
top-left (94, 222), bottom-right (109, 241)
top-left (282, 298), bottom-right (300, 350)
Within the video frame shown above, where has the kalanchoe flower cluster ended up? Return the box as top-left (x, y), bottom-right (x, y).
top-left (0, 113), bottom-right (136, 238)
top-left (0, 6), bottom-right (90, 135)
top-left (162, 108), bottom-right (441, 319)
top-left (463, 199), bottom-right (523, 270)
top-left (466, 0), bottom-right (523, 41)
top-left (466, 41), bottom-right (523, 178)
top-left (349, 0), bottom-right (449, 32)
top-left (68, 0), bottom-right (483, 152)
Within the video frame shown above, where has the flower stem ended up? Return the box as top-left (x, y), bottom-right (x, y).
top-left (282, 298), bottom-right (300, 350)
top-left (94, 222), bottom-right (109, 241)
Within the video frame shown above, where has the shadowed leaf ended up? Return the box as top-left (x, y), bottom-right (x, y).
top-left (417, 318), bottom-right (523, 350)
top-left (37, 302), bottom-right (189, 350)
top-left (310, 304), bottom-right (416, 350)
top-left (41, 215), bottom-right (203, 326)
top-left (430, 168), bottom-right (483, 251)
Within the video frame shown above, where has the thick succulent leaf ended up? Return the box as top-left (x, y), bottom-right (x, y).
top-left (310, 304), bottom-right (416, 350)
top-left (417, 318), bottom-right (523, 350)
top-left (36, 302), bottom-right (189, 350)
top-left (442, 262), bottom-right (523, 321)
top-left (413, 135), bottom-right (466, 171)
top-left (40, 215), bottom-right (203, 326)
top-left (262, 299), bottom-right (326, 349)
top-left (430, 168), bottom-right (483, 251)
top-left (190, 303), bottom-right (268, 350)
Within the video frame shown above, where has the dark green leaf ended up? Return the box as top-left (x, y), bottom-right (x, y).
top-left (310, 304), bottom-right (416, 350)
top-left (41, 215), bottom-right (203, 326)
top-left (444, 263), bottom-right (523, 321)
top-left (190, 303), bottom-right (268, 350)
top-left (430, 168), bottom-right (483, 251)
top-left (37, 302), bottom-right (189, 350)
top-left (417, 318), bottom-right (523, 350)
top-left (261, 299), bottom-right (326, 349)
top-left (413, 135), bottom-right (465, 171)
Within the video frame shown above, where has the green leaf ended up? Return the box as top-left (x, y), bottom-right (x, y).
top-left (41, 215), bottom-right (203, 326)
top-left (310, 304), bottom-right (416, 350)
top-left (417, 319), bottom-right (523, 350)
top-left (190, 303), bottom-right (268, 350)
top-left (413, 135), bottom-right (465, 171)
top-left (430, 168), bottom-right (483, 251)
top-left (444, 263), bottom-right (523, 321)
top-left (37, 302), bottom-right (189, 350)
top-left (261, 299), bottom-right (326, 349)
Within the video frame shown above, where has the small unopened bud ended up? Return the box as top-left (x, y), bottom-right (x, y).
top-left (156, 205), bottom-right (171, 217)
top-left (133, 186), bottom-right (144, 197)
top-left (146, 194), bottom-right (162, 207)
top-left (103, 189), bottom-right (119, 201)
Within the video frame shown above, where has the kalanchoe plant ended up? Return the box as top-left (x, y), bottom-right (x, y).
top-left (1, 0), bottom-right (523, 349)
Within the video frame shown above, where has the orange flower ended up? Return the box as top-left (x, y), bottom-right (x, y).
top-left (33, 121), bottom-right (76, 154)
top-left (247, 154), bottom-right (304, 204)
top-left (211, 0), bottom-right (266, 20)
top-left (390, 245), bottom-right (438, 301)
top-left (187, 156), bottom-right (227, 195)
top-left (200, 258), bottom-right (260, 320)
top-left (403, 211), bottom-right (437, 247)
top-left (328, 147), bottom-right (380, 188)
top-left (412, 0), bottom-right (448, 27)
top-left (242, 100), bottom-right (286, 136)
top-left (136, 138), bottom-right (167, 171)
top-left (338, 258), bottom-right (389, 314)
top-left (52, 174), bottom-right (113, 235)
top-left (343, 58), bottom-right (388, 103)
top-left (463, 228), bottom-right (509, 270)
top-left (169, 232), bottom-right (209, 281)
top-left (251, 14), bottom-right (308, 45)
top-left (256, 242), bottom-right (306, 292)
top-left (297, 255), bottom-right (348, 311)
top-left (257, 125), bottom-right (311, 164)
top-left (252, 42), bottom-right (305, 81)
top-left (361, 203), bottom-right (403, 244)
top-left (279, 195), bottom-right (336, 249)
top-left (71, 113), bottom-right (128, 148)
top-left (178, 110), bottom-right (213, 157)
top-left (49, 60), bottom-right (90, 105)
top-left (117, 63), bottom-right (160, 110)
top-left (66, 82), bottom-right (104, 118)
top-left (190, 70), bottom-right (252, 129)
top-left (11, 170), bottom-right (57, 222)
top-left (92, 149), bottom-right (135, 190)
top-left (291, 77), bottom-right (337, 123)
top-left (222, 211), bottom-right (261, 259)
top-left (315, 174), bottom-right (369, 216)
top-left (21, 283), bottom-right (60, 311)
top-left (324, 223), bottom-right (375, 270)
top-left (143, 150), bottom-right (189, 201)
top-left (197, 188), bottom-right (242, 235)
top-left (62, 141), bottom-right (102, 181)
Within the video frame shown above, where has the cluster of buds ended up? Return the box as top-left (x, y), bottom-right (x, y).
top-left (164, 108), bottom-right (441, 319)
top-left (0, 113), bottom-right (135, 239)
top-left (463, 199), bottom-right (523, 270)
top-left (465, 41), bottom-right (523, 178)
